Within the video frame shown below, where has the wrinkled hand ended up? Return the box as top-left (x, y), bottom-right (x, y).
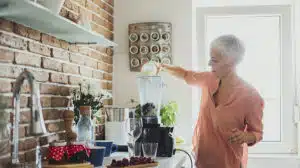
top-left (228, 128), bottom-right (256, 145)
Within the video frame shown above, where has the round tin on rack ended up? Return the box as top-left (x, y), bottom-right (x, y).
top-left (151, 57), bottom-right (160, 63)
top-left (140, 45), bottom-right (149, 55)
top-left (141, 57), bottom-right (150, 65)
top-left (129, 33), bottom-right (138, 42)
top-left (130, 57), bottom-right (140, 68)
top-left (151, 32), bottom-right (160, 41)
top-left (161, 32), bottom-right (171, 41)
top-left (140, 32), bottom-right (149, 42)
top-left (161, 45), bottom-right (170, 54)
top-left (150, 44), bottom-right (160, 54)
top-left (161, 57), bottom-right (171, 64)
top-left (129, 45), bottom-right (139, 55)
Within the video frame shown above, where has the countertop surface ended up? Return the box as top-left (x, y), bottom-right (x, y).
top-left (102, 144), bottom-right (193, 168)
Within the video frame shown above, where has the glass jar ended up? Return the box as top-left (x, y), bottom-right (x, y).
top-left (76, 106), bottom-right (94, 143)
top-left (137, 76), bottom-right (164, 124)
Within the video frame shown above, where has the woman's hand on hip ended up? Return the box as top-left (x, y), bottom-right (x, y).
top-left (228, 128), bottom-right (256, 145)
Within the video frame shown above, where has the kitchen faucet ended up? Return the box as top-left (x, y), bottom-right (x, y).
top-left (12, 69), bottom-right (48, 166)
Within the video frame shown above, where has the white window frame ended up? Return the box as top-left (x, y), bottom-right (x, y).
top-left (194, 5), bottom-right (297, 154)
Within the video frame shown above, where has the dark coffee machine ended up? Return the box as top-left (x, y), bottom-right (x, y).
top-left (135, 76), bottom-right (175, 157)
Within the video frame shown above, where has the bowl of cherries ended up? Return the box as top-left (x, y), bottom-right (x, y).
top-left (107, 157), bottom-right (158, 168)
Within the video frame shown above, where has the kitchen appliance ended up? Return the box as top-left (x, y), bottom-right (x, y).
top-left (104, 107), bottom-right (132, 146)
top-left (135, 75), bottom-right (175, 157)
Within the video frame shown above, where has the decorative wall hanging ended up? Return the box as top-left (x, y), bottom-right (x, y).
top-left (128, 22), bottom-right (172, 72)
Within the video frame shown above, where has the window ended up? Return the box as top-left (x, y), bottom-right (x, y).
top-left (195, 6), bottom-right (296, 153)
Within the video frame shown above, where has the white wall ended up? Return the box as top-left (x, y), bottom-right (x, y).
top-left (113, 0), bottom-right (194, 144)
top-left (113, 0), bottom-right (300, 167)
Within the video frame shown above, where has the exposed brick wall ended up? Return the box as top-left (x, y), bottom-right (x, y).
top-left (0, 0), bottom-right (114, 166)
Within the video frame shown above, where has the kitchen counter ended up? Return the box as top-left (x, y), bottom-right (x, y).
top-left (103, 145), bottom-right (193, 168)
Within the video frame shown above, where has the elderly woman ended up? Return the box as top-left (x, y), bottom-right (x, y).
top-left (158, 35), bottom-right (264, 168)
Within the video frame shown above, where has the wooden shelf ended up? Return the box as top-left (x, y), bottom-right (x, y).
top-left (0, 0), bottom-right (117, 47)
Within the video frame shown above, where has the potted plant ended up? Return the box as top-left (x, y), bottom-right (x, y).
top-left (72, 83), bottom-right (112, 140)
top-left (133, 100), bottom-right (178, 128)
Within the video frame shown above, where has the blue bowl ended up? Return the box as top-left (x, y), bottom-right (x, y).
top-left (94, 140), bottom-right (118, 157)
top-left (88, 146), bottom-right (106, 167)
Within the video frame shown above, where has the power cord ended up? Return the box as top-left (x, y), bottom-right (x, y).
top-left (175, 148), bottom-right (193, 168)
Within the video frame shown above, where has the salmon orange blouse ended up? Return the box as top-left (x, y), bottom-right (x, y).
top-left (184, 71), bottom-right (264, 168)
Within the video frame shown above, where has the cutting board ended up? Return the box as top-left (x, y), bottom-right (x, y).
top-left (43, 163), bottom-right (93, 168)
top-left (106, 162), bottom-right (159, 168)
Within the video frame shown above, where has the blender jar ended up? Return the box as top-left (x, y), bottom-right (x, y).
top-left (137, 76), bottom-right (163, 124)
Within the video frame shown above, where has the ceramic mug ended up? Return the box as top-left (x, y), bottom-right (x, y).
top-left (94, 140), bottom-right (118, 157)
top-left (88, 146), bottom-right (106, 167)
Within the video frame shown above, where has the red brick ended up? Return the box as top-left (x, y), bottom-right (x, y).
top-left (51, 97), bottom-right (70, 107)
top-left (70, 53), bottom-right (84, 65)
top-left (68, 44), bottom-right (79, 52)
top-left (68, 76), bottom-right (82, 85)
top-left (92, 70), bottom-right (103, 79)
top-left (42, 57), bottom-right (62, 71)
top-left (103, 73), bottom-right (112, 81)
top-left (52, 48), bottom-right (70, 61)
top-left (19, 138), bottom-right (37, 151)
top-left (0, 140), bottom-right (10, 156)
top-left (14, 23), bottom-right (29, 37)
top-left (78, 47), bottom-right (91, 56)
top-left (60, 40), bottom-right (70, 50)
top-left (59, 7), bottom-right (69, 18)
top-left (29, 69), bottom-right (49, 82)
top-left (0, 18), bottom-right (13, 32)
top-left (41, 34), bottom-right (61, 48)
top-left (15, 52), bottom-right (41, 67)
top-left (64, 0), bottom-right (79, 13)
top-left (92, 0), bottom-right (113, 15)
top-left (66, 11), bottom-right (80, 23)
top-left (40, 97), bottom-right (51, 107)
top-left (62, 63), bottom-right (79, 74)
top-left (28, 41), bottom-right (51, 56)
top-left (107, 65), bottom-right (113, 73)
top-left (3, 95), bottom-right (28, 108)
top-left (11, 80), bottom-right (31, 94)
top-left (92, 14), bottom-right (113, 31)
top-left (28, 28), bottom-right (41, 41)
top-left (90, 50), bottom-right (102, 60)
top-left (0, 65), bottom-right (23, 79)
top-left (94, 46), bottom-right (106, 53)
top-left (40, 83), bottom-right (71, 96)
top-left (107, 82), bottom-right (112, 90)
top-left (18, 126), bottom-right (29, 138)
top-left (102, 55), bottom-right (112, 64)
top-left (106, 47), bottom-right (113, 56)
top-left (103, 0), bottom-right (113, 6)
top-left (97, 62), bottom-right (108, 72)
top-left (47, 122), bottom-right (64, 133)
top-left (20, 111), bottom-right (31, 124)
top-left (50, 73), bottom-right (69, 84)
top-left (43, 109), bottom-right (63, 120)
top-left (91, 23), bottom-right (113, 40)
top-left (79, 66), bottom-right (93, 77)
top-left (71, 0), bottom-right (86, 6)
top-left (0, 80), bottom-right (11, 93)
top-left (0, 49), bottom-right (14, 63)
top-left (0, 33), bottom-right (27, 50)
top-left (85, 58), bottom-right (97, 69)
top-left (24, 150), bottom-right (36, 162)
top-left (0, 156), bottom-right (10, 168)
top-left (100, 82), bottom-right (107, 89)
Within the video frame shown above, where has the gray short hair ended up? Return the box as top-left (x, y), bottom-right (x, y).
top-left (210, 34), bottom-right (245, 64)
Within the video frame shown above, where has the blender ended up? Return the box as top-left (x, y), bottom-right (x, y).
top-left (135, 72), bottom-right (175, 157)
